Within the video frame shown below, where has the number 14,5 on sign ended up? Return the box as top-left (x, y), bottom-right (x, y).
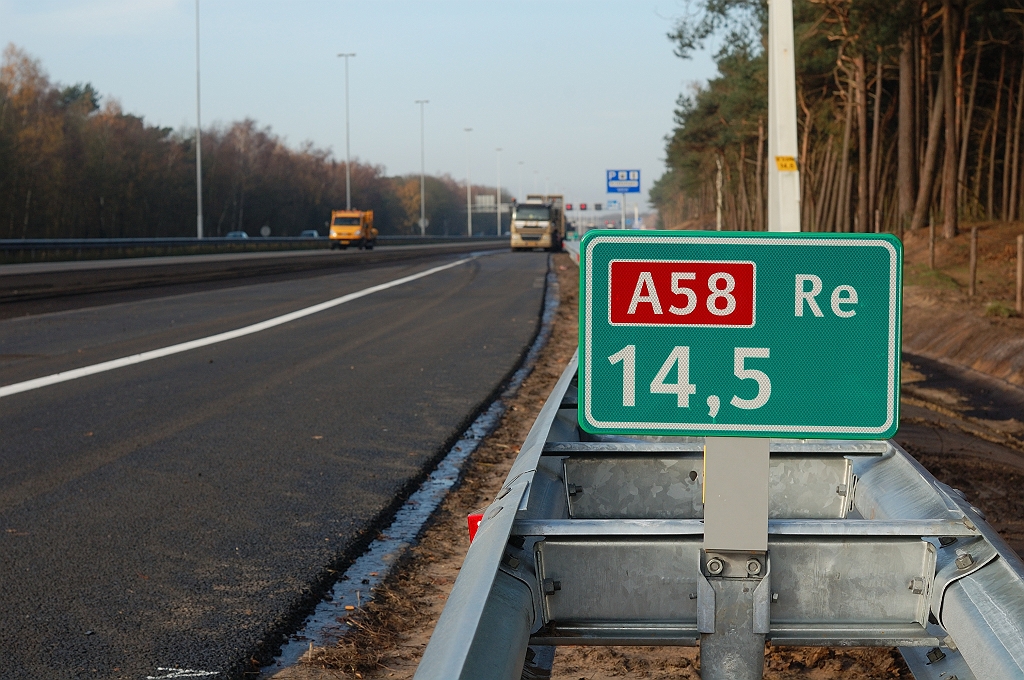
top-left (579, 231), bottom-right (903, 439)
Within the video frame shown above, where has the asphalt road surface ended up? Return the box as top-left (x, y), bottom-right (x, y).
top-left (0, 250), bottom-right (549, 679)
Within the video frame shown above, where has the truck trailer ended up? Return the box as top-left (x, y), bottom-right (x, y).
top-left (510, 194), bottom-right (564, 252)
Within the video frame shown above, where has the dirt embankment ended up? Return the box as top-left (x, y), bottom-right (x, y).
top-left (902, 221), bottom-right (1024, 385)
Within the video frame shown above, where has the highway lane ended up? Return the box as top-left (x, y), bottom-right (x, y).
top-left (0, 240), bottom-right (505, 315)
top-left (0, 250), bottom-right (549, 679)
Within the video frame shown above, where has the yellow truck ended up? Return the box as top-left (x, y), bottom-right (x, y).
top-left (510, 194), bottom-right (564, 251)
top-left (329, 209), bottom-right (378, 250)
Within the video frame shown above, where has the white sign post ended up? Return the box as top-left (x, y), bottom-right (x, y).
top-left (703, 0), bottom-right (801, 675)
top-left (767, 0), bottom-right (801, 233)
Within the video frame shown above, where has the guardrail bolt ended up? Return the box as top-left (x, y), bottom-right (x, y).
top-left (955, 553), bottom-right (975, 570)
top-left (503, 554), bottom-right (521, 569)
top-left (746, 558), bottom-right (762, 576)
top-left (939, 536), bottom-right (958, 547)
top-left (908, 577), bottom-right (925, 594)
top-left (566, 483), bottom-right (583, 497)
top-left (835, 484), bottom-right (848, 497)
top-left (542, 578), bottom-right (561, 595)
top-left (706, 558), bottom-right (724, 576)
top-left (926, 647), bottom-right (946, 663)
top-left (771, 592), bottom-right (779, 603)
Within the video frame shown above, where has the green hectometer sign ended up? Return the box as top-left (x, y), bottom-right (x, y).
top-left (578, 231), bottom-right (902, 439)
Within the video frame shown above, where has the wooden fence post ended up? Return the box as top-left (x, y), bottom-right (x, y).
top-left (1017, 234), bottom-right (1023, 315)
top-left (969, 227), bottom-right (978, 297)
top-left (929, 222), bottom-right (936, 269)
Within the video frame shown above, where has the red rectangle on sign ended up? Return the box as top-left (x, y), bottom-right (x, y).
top-left (609, 260), bottom-right (755, 327)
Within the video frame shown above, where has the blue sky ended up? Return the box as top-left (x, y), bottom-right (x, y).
top-left (0, 0), bottom-right (718, 209)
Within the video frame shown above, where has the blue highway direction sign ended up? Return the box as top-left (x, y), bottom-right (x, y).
top-left (606, 170), bottom-right (641, 193)
top-left (578, 230), bottom-right (903, 439)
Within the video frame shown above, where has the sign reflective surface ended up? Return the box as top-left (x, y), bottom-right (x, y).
top-left (579, 230), bottom-right (903, 439)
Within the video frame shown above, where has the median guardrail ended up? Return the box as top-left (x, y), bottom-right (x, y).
top-left (0, 235), bottom-right (506, 265)
top-left (0, 237), bottom-right (508, 303)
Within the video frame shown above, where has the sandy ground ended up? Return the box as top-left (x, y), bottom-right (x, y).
top-left (276, 246), bottom-right (1024, 679)
top-left (901, 221), bottom-right (1024, 386)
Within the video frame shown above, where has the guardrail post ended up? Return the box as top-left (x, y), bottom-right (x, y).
top-left (699, 437), bottom-right (770, 679)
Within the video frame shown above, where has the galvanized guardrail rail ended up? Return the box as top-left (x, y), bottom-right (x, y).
top-left (414, 353), bottom-right (1024, 680)
top-left (0, 235), bottom-right (506, 264)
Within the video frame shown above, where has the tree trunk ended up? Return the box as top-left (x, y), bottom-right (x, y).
top-left (941, 0), bottom-right (958, 238)
top-left (1005, 68), bottom-right (1016, 221)
top-left (755, 117), bottom-right (765, 231)
top-left (957, 41), bottom-right (982, 207)
top-left (837, 79), bottom-right (855, 232)
top-left (815, 140), bottom-right (835, 231)
top-left (21, 188), bottom-right (31, 239)
top-left (880, 136), bottom-right (898, 232)
top-left (856, 54), bottom-right (869, 232)
top-left (923, 27), bottom-right (933, 176)
top-left (844, 167), bottom-right (854, 232)
top-left (738, 142), bottom-right (750, 230)
top-left (1011, 58), bottom-right (1024, 223)
top-left (799, 87), bottom-right (812, 206)
top-left (899, 29), bottom-right (916, 232)
top-left (911, 78), bottom-right (945, 232)
top-left (827, 144), bottom-right (844, 231)
top-left (869, 52), bottom-right (884, 227)
top-left (973, 116), bottom-right (993, 218)
top-left (954, 14), bottom-right (967, 146)
top-left (988, 51), bottom-right (1005, 219)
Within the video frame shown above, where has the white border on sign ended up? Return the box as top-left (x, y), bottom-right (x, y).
top-left (582, 234), bottom-right (900, 435)
top-left (607, 259), bottom-right (757, 328)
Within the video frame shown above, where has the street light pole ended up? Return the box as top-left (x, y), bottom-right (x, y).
top-left (465, 128), bottom-right (473, 237)
top-left (337, 52), bottom-right (356, 210)
top-left (767, 0), bottom-right (801, 232)
top-left (495, 148), bottom-right (502, 236)
top-left (194, 0), bottom-right (203, 239)
top-left (416, 100), bottom-right (429, 236)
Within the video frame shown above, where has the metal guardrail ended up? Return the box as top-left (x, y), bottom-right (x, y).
top-left (562, 240), bottom-right (580, 266)
top-left (414, 353), bottom-right (1024, 680)
top-left (0, 235), bottom-right (505, 249)
top-left (0, 237), bottom-right (511, 303)
top-left (0, 235), bottom-right (507, 263)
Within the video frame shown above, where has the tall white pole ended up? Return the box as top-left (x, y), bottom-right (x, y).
top-left (338, 53), bottom-right (356, 210)
top-left (194, 0), bottom-right (203, 239)
top-left (464, 128), bottom-right (473, 237)
top-left (495, 148), bottom-right (502, 236)
top-left (416, 100), bottom-right (429, 236)
top-left (767, 0), bottom-right (801, 232)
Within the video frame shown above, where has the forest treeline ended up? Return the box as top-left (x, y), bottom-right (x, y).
top-left (0, 45), bottom-right (503, 239)
top-left (652, 0), bottom-right (1024, 238)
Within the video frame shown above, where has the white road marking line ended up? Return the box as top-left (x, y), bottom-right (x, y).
top-left (146, 670), bottom-right (219, 679)
top-left (0, 258), bottom-right (472, 399)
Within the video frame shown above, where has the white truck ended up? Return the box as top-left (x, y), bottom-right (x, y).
top-left (510, 194), bottom-right (564, 252)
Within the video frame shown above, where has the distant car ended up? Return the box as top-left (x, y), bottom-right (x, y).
top-left (300, 230), bottom-right (319, 238)
top-left (225, 231), bottom-right (248, 239)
